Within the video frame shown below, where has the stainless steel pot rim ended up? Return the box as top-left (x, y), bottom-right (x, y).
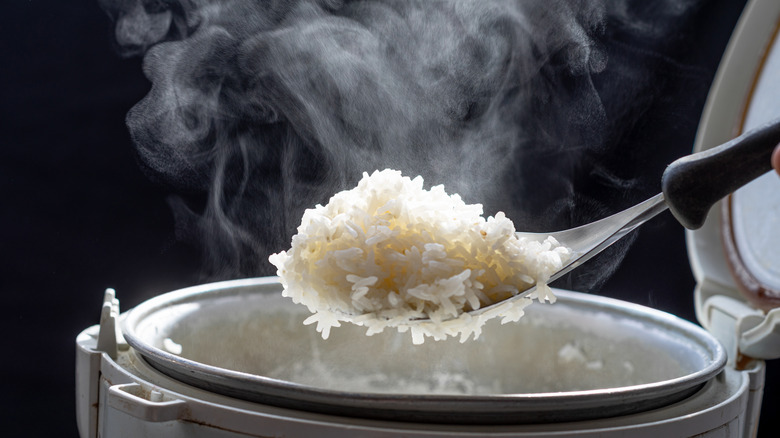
top-left (121, 276), bottom-right (726, 423)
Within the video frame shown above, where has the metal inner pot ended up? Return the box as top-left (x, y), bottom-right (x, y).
top-left (122, 277), bottom-right (725, 424)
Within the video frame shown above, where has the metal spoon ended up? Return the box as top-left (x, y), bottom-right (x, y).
top-left (462, 117), bottom-right (780, 319)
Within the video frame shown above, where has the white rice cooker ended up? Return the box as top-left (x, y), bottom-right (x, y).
top-left (75, 0), bottom-right (780, 436)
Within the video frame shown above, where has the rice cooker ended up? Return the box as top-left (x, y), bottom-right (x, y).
top-left (75, 0), bottom-right (780, 436)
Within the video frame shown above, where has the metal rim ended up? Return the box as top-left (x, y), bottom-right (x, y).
top-left (122, 277), bottom-right (726, 424)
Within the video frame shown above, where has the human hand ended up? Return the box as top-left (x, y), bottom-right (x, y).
top-left (774, 144), bottom-right (780, 175)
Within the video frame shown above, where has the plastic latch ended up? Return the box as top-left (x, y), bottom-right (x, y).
top-left (107, 383), bottom-right (187, 423)
top-left (96, 288), bottom-right (128, 360)
top-left (702, 294), bottom-right (780, 365)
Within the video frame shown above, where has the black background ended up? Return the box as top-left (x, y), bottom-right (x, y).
top-left (2, 1), bottom-right (778, 437)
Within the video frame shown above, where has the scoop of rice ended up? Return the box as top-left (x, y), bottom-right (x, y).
top-left (269, 169), bottom-right (571, 344)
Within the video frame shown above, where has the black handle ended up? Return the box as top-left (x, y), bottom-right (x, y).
top-left (661, 117), bottom-right (780, 230)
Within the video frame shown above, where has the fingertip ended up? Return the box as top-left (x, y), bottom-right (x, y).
top-left (773, 144), bottom-right (780, 175)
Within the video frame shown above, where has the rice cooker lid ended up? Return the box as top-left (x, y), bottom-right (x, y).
top-left (689, 0), bottom-right (780, 363)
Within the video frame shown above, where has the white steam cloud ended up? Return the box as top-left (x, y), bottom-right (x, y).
top-left (99, 0), bottom-right (706, 288)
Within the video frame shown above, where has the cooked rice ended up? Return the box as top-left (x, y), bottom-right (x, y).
top-left (269, 169), bottom-right (571, 344)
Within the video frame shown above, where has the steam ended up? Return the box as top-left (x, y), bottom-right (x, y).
top-left (100, 0), bottom-right (703, 288)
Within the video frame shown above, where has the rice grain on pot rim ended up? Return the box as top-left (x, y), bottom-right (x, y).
top-left (269, 169), bottom-right (571, 344)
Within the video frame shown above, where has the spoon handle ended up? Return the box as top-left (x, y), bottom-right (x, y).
top-left (661, 117), bottom-right (780, 230)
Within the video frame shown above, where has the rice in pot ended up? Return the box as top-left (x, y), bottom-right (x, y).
top-left (269, 169), bottom-right (570, 344)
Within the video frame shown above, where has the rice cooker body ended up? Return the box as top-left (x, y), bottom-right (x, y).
top-left (75, 277), bottom-right (764, 438)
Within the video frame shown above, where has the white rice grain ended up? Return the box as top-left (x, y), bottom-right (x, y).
top-left (269, 169), bottom-right (571, 344)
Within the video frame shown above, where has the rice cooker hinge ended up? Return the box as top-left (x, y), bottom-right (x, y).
top-left (702, 294), bottom-right (780, 365)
